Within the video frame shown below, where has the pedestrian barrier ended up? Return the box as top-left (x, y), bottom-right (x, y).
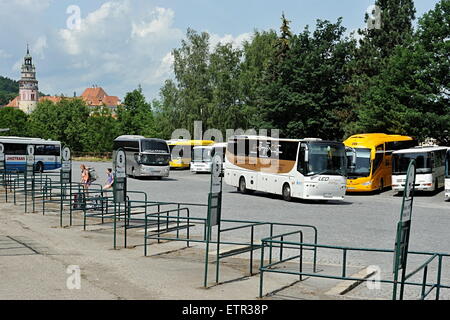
top-left (259, 232), bottom-right (450, 300)
top-left (1, 160), bottom-right (449, 300)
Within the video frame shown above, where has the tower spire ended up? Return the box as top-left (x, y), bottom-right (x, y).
top-left (27, 43), bottom-right (29, 55)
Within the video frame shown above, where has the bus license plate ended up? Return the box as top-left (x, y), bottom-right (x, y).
top-left (323, 193), bottom-right (333, 198)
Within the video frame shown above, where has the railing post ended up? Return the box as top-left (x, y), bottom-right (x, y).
top-left (342, 249), bottom-right (347, 278)
top-left (144, 211), bottom-right (148, 256)
top-left (259, 241), bottom-right (265, 298)
top-left (436, 255), bottom-right (442, 300)
top-left (299, 232), bottom-right (303, 281)
top-left (280, 236), bottom-right (284, 262)
top-left (421, 266), bottom-right (428, 300)
top-left (250, 225), bottom-right (254, 276)
top-left (269, 224), bottom-right (273, 265)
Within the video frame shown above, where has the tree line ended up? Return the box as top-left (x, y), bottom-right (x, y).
top-left (0, 0), bottom-right (448, 152)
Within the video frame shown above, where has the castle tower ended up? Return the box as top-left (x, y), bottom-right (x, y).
top-left (18, 45), bottom-right (39, 114)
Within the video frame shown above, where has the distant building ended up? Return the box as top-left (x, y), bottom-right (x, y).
top-left (80, 85), bottom-right (121, 112)
top-left (5, 46), bottom-right (121, 114)
top-left (6, 46), bottom-right (39, 113)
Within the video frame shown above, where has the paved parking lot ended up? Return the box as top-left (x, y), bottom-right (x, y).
top-left (77, 161), bottom-right (450, 267)
top-left (2, 160), bottom-right (446, 300)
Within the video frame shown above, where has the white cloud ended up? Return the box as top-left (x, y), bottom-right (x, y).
top-left (0, 0), bottom-right (51, 12)
top-left (131, 7), bottom-right (180, 39)
top-left (32, 35), bottom-right (47, 59)
top-left (1, 0), bottom-right (254, 101)
top-left (0, 49), bottom-right (11, 59)
top-left (52, 1), bottom-right (185, 99)
top-left (209, 32), bottom-right (253, 50)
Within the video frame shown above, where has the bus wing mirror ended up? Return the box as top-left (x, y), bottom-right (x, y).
top-left (134, 153), bottom-right (141, 163)
top-left (346, 147), bottom-right (356, 169)
top-left (301, 144), bottom-right (309, 163)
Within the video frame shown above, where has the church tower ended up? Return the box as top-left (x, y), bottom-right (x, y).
top-left (18, 45), bottom-right (39, 114)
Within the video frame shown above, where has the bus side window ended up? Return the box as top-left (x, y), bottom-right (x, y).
top-left (35, 145), bottom-right (45, 156)
top-left (372, 145), bottom-right (384, 174)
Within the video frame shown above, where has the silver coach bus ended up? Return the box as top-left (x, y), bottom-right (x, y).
top-left (113, 135), bottom-right (170, 179)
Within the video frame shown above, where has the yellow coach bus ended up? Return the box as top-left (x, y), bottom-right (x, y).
top-left (344, 133), bottom-right (417, 192)
top-left (167, 139), bottom-right (214, 169)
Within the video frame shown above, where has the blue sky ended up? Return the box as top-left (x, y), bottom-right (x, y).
top-left (0, 0), bottom-right (442, 102)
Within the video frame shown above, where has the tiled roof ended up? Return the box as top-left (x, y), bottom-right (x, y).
top-left (80, 87), bottom-right (120, 107)
top-left (5, 96), bottom-right (19, 107)
top-left (39, 96), bottom-right (64, 103)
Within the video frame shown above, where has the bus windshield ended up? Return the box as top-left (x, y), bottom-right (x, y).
top-left (193, 148), bottom-right (212, 162)
top-left (393, 153), bottom-right (432, 174)
top-left (348, 148), bottom-right (371, 178)
top-left (141, 140), bottom-right (169, 153)
top-left (303, 143), bottom-right (347, 176)
top-left (140, 153), bottom-right (170, 166)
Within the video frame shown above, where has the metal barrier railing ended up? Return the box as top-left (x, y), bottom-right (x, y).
top-left (259, 234), bottom-right (450, 300)
top-left (2, 168), bottom-right (449, 299)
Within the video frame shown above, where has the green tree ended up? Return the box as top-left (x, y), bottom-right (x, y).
top-left (351, 0), bottom-right (450, 142)
top-left (240, 30), bottom-right (278, 128)
top-left (208, 42), bottom-right (245, 130)
top-left (260, 18), bottom-right (354, 139)
top-left (82, 106), bottom-right (119, 152)
top-left (172, 29), bottom-right (213, 134)
top-left (116, 86), bottom-right (155, 137)
top-left (154, 80), bottom-right (182, 139)
top-left (344, 0), bottom-right (416, 136)
top-left (0, 107), bottom-right (28, 136)
top-left (28, 98), bottom-right (90, 151)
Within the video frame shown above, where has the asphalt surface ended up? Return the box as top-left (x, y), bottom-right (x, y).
top-left (77, 162), bottom-right (450, 252)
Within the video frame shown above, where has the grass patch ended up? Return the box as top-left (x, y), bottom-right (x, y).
top-left (72, 157), bottom-right (112, 162)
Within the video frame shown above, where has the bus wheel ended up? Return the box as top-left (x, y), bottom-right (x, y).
top-left (282, 183), bottom-right (292, 202)
top-left (435, 178), bottom-right (439, 191)
top-left (35, 162), bottom-right (44, 173)
top-left (239, 177), bottom-right (247, 194)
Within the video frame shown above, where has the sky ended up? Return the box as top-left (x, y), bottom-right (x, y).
top-left (0, 0), bottom-right (442, 102)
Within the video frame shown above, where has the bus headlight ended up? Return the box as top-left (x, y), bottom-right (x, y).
top-left (361, 181), bottom-right (372, 186)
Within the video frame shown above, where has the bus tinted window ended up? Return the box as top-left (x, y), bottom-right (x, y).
top-left (386, 140), bottom-right (418, 151)
top-left (114, 140), bottom-right (139, 151)
top-left (279, 141), bottom-right (298, 161)
top-left (35, 144), bottom-right (60, 156)
top-left (393, 153), bottom-right (432, 174)
top-left (4, 143), bottom-right (27, 155)
top-left (141, 140), bottom-right (169, 153)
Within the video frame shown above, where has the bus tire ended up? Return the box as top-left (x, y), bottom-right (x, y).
top-left (239, 177), bottom-right (249, 194)
top-left (435, 178), bottom-right (439, 192)
top-left (35, 162), bottom-right (44, 173)
top-left (282, 183), bottom-right (292, 202)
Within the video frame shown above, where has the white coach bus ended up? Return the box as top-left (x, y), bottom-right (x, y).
top-left (224, 136), bottom-right (348, 201)
top-left (444, 149), bottom-right (450, 200)
top-left (0, 136), bottom-right (61, 172)
top-left (392, 146), bottom-right (448, 192)
top-left (113, 135), bottom-right (170, 179)
top-left (190, 142), bottom-right (227, 173)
